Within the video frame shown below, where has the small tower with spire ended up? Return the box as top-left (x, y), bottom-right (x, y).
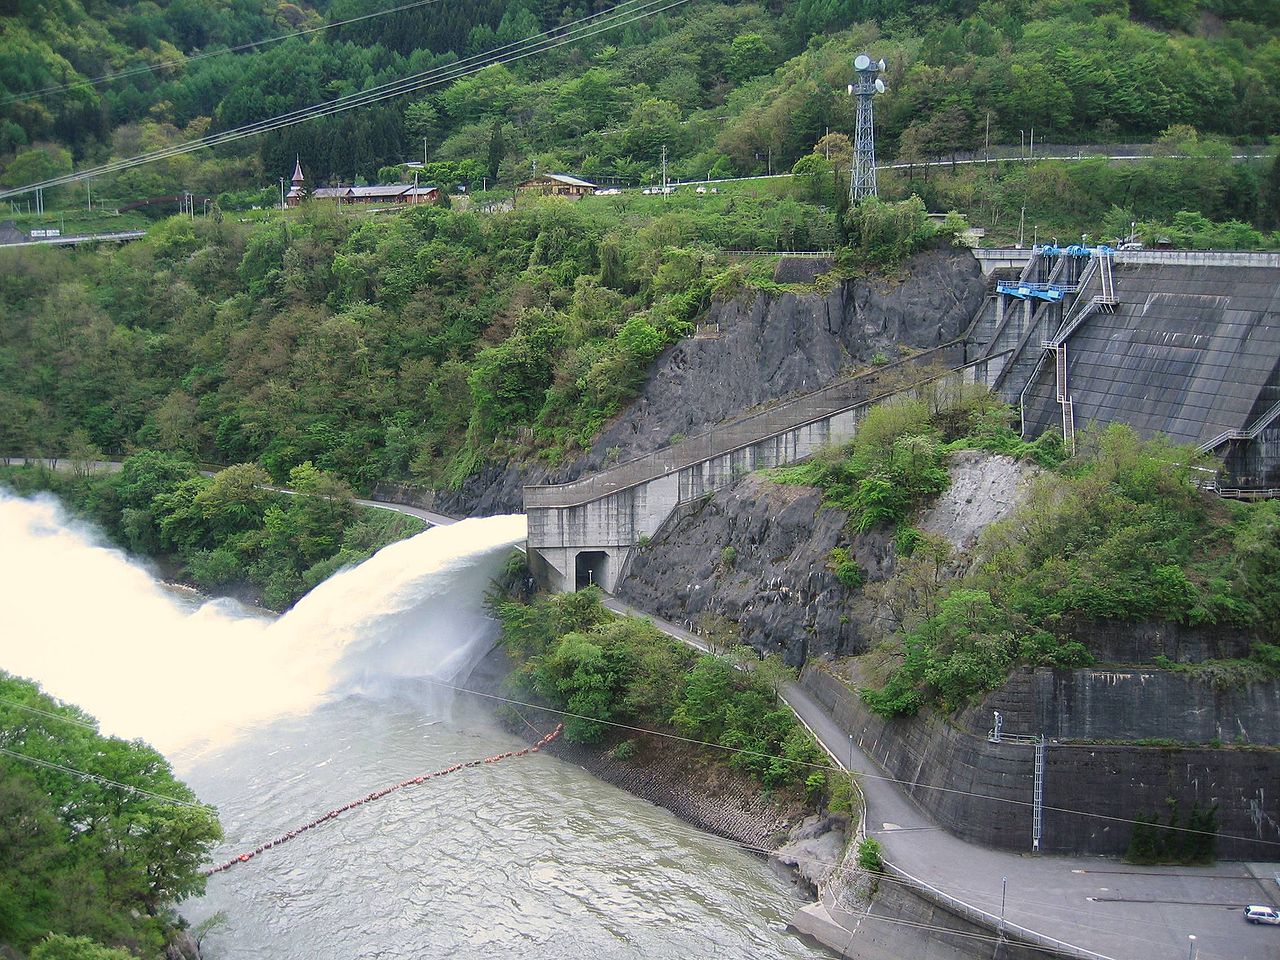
top-left (286, 157), bottom-right (306, 207)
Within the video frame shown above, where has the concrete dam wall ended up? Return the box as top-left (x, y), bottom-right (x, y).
top-left (1020, 255), bottom-right (1280, 486)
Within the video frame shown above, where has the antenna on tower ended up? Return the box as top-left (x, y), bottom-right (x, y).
top-left (849, 54), bottom-right (887, 202)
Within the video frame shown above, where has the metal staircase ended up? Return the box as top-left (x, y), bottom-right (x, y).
top-left (1028, 250), bottom-right (1117, 451)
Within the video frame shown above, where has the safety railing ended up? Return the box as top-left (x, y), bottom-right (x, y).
top-left (1115, 250), bottom-right (1280, 268)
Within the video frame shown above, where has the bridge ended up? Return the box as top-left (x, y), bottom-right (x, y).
top-left (969, 245), bottom-right (1038, 275)
top-left (0, 229), bottom-right (146, 249)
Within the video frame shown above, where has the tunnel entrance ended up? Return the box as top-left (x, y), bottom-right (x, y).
top-left (574, 551), bottom-right (608, 591)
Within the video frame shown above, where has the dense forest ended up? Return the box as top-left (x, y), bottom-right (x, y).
top-left (4, 0), bottom-right (1280, 211)
top-left (489, 579), bottom-right (834, 799)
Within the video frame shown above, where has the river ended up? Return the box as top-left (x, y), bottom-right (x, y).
top-left (0, 492), bottom-right (829, 959)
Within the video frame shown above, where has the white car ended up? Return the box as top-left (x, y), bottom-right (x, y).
top-left (1245, 905), bottom-right (1280, 924)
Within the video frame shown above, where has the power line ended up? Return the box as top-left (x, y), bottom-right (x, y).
top-left (417, 675), bottom-right (1280, 849)
top-left (0, 746), bottom-right (213, 809)
top-left (0, 0), bottom-right (668, 195)
top-left (0, 0), bottom-right (449, 108)
top-left (0, 695), bottom-right (99, 731)
top-left (0, 0), bottom-right (690, 201)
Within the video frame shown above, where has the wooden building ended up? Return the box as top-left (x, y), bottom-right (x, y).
top-left (310, 184), bottom-right (438, 205)
top-left (517, 173), bottom-right (598, 200)
top-left (286, 159), bottom-right (438, 207)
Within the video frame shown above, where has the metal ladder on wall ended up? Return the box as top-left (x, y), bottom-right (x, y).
top-left (989, 713), bottom-right (1048, 853)
top-left (1055, 343), bottom-right (1076, 453)
top-left (1033, 736), bottom-right (1046, 853)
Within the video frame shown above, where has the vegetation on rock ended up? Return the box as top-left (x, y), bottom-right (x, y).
top-left (856, 423), bottom-right (1280, 716)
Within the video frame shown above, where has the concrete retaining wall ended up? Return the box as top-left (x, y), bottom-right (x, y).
top-left (801, 666), bottom-right (1280, 859)
top-left (970, 667), bottom-right (1280, 746)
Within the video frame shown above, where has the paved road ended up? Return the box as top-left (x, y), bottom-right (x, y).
top-left (354, 496), bottom-right (455, 527)
top-left (605, 596), bottom-right (1276, 960)
top-left (0, 457), bottom-right (458, 528)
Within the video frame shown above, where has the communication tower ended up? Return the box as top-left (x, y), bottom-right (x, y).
top-left (848, 54), bottom-right (887, 202)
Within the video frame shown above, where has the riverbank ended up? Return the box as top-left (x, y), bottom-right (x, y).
top-left (465, 642), bottom-right (852, 906)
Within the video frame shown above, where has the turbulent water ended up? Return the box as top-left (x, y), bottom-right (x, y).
top-left (0, 493), bottom-right (827, 959)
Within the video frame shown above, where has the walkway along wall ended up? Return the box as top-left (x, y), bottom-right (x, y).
top-left (524, 344), bottom-right (1004, 593)
top-left (800, 665), bottom-right (1280, 860)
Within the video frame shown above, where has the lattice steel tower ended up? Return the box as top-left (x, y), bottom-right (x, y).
top-left (849, 54), bottom-right (886, 202)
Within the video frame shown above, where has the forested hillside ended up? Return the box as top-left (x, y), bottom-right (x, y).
top-left (0, 191), bottom-right (837, 488)
top-left (4, 0), bottom-right (1280, 208)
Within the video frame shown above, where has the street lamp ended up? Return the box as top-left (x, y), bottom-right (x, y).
top-left (1187, 935), bottom-right (1197, 960)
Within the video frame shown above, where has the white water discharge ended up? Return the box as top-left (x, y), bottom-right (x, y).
top-left (0, 492), bottom-right (826, 959)
top-left (0, 491), bottom-right (525, 756)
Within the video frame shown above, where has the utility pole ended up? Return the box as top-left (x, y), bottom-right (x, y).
top-left (279, 178), bottom-right (285, 211)
top-left (1030, 126), bottom-right (1035, 160)
top-left (661, 143), bottom-right (668, 194)
top-left (984, 111), bottom-right (991, 163)
top-left (1018, 206), bottom-right (1026, 248)
top-left (86, 179), bottom-right (92, 212)
top-left (423, 137), bottom-right (428, 167)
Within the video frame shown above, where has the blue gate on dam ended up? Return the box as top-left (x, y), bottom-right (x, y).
top-left (523, 343), bottom-right (1006, 593)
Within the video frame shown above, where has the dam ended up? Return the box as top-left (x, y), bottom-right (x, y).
top-left (526, 247), bottom-right (1280, 593)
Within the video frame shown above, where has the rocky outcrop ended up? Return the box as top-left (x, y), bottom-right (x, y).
top-left (916, 449), bottom-right (1036, 555)
top-left (773, 814), bottom-right (849, 897)
top-left (617, 474), bottom-right (891, 666)
top-left (582, 248), bottom-right (985, 468)
top-left (421, 248), bottom-right (986, 517)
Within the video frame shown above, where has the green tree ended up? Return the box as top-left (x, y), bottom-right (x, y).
top-left (726, 34), bottom-right (773, 83)
top-left (29, 935), bottom-right (135, 960)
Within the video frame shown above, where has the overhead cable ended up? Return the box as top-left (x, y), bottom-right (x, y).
top-left (0, 0), bottom-right (689, 200)
top-left (418, 675), bottom-right (1280, 849)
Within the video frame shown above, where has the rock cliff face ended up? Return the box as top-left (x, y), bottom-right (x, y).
top-left (616, 451), bottom-right (1039, 667)
top-left (916, 449), bottom-right (1037, 556)
top-left (617, 474), bottom-right (890, 666)
top-left (422, 248), bottom-right (986, 517)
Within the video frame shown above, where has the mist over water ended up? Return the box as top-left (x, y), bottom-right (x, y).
top-left (0, 492), bottom-right (827, 959)
top-left (0, 491), bottom-right (526, 757)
